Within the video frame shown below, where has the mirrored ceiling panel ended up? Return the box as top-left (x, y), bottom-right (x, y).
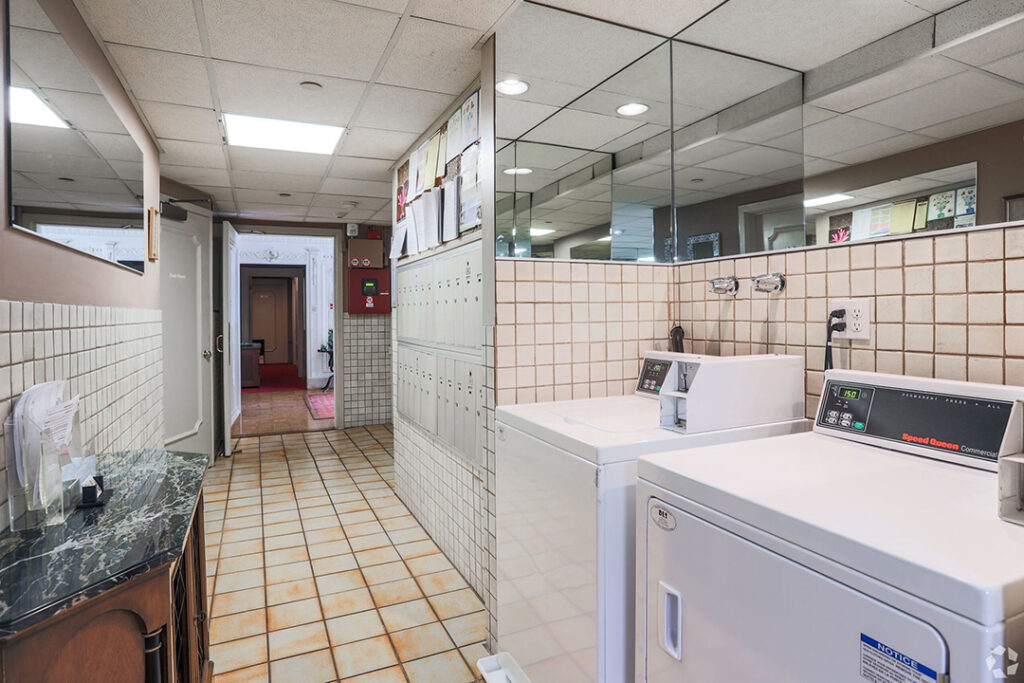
top-left (8, 0), bottom-right (146, 272)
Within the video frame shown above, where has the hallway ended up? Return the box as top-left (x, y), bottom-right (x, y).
top-left (233, 390), bottom-right (335, 437)
top-left (202, 426), bottom-right (486, 682)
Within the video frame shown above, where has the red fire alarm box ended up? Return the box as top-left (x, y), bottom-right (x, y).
top-left (348, 268), bottom-right (391, 314)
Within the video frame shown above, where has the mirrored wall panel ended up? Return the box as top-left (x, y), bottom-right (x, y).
top-left (7, 0), bottom-right (146, 272)
top-left (495, 2), bottom-right (1024, 262)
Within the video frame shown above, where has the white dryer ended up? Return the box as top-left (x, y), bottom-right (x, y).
top-left (489, 352), bottom-right (809, 683)
top-left (637, 370), bottom-right (1024, 683)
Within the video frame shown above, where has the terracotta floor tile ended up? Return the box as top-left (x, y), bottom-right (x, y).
top-left (369, 578), bottom-right (423, 608)
top-left (404, 554), bottom-right (453, 577)
top-left (341, 665), bottom-right (407, 682)
top-left (442, 611), bottom-right (486, 647)
top-left (460, 643), bottom-right (489, 674)
top-left (212, 587), bottom-right (266, 618)
top-left (217, 553), bottom-right (264, 575)
top-left (212, 662), bottom-right (269, 683)
top-left (305, 527), bottom-right (347, 545)
top-left (265, 545), bottom-right (310, 567)
top-left (210, 608), bottom-right (267, 645)
top-left (269, 649), bottom-right (337, 683)
top-left (267, 578), bottom-right (318, 605)
top-left (266, 560), bottom-right (314, 585)
top-left (321, 587), bottom-right (377, 619)
top-left (210, 634), bottom-right (268, 673)
top-left (378, 599), bottom-right (437, 633)
top-left (268, 597), bottom-right (323, 631)
top-left (268, 621), bottom-right (330, 660)
top-left (325, 609), bottom-right (386, 646)
top-left (312, 553), bottom-right (359, 576)
top-left (316, 568), bottom-right (366, 596)
top-left (355, 546), bottom-right (402, 568)
top-left (333, 635), bottom-right (398, 678)
top-left (389, 622), bottom-right (454, 662)
top-left (215, 568), bottom-right (264, 594)
top-left (427, 589), bottom-right (484, 621)
top-left (348, 533), bottom-right (392, 552)
top-left (361, 561), bottom-right (411, 586)
top-left (415, 569), bottom-right (467, 597)
top-left (403, 650), bottom-right (474, 683)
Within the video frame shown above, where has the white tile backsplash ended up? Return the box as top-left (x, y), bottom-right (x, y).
top-left (342, 312), bottom-right (392, 427)
top-left (0, 300), bottom-right (164, 532)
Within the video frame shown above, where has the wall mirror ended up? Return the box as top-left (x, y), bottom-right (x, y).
top-left (7, 0), bottom-right (146, 272)
top-left (495, 2), bottom-right (1024, 263)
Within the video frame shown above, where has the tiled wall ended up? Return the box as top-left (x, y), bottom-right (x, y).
top-left (675, 223), bottom-right (1024, 416)
top-left (0, 300), bottom-right (165, 531)
top-left (342, 312), bottom-right (392, 427)
top-left (494, 259), bottom-right (674, 405)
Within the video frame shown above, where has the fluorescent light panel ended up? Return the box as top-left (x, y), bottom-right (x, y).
top-left (597, 236), bottom-right (612, 241)
top-left (9, 87), bottom-right (67, 128)
top-left (224, 113), bottom-right (343, 154)
top-left (529, 227), bottom-right (554, 236)
top-left (804, 193), bottom-right (853, 208)
top-left (504, 167), bottom-right (532, 175)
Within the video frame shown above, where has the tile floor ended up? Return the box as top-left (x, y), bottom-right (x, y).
top-left (233, 390), bottom-right (334, 437)
top-left (202, 425), bottom-right (487, 682)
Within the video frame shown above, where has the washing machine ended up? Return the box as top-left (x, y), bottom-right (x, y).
top-left (487, 352), bottom-right (809, 683)
top-left (636, 369), bottom-right (1024, 683)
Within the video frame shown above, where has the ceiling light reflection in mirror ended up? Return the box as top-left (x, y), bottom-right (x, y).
top-left (8, 0), bottom-right (146, 273)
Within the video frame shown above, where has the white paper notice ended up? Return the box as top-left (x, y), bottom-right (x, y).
top-left (422, 190), bottom-right (441, 250)
top-left (390, 219), bottom-right (408, 258)
top-left (442, 181), bottom-right (458, 241)
top-left (405, 200), bottom-right (420, 256)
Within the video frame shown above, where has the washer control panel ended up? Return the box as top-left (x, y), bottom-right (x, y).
top-left (636, 358), bottom-right (671, 395)
top-left (817, 379), bottom-right (1013, 462)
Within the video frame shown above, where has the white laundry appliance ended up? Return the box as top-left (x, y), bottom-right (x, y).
top-left (636, 369), bottom-right (1024, 683)
top-left (486, 352), bottom-right (809, 683)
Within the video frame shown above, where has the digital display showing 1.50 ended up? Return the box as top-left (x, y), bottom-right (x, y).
top-left (840, 388), bottom-right (861, 400)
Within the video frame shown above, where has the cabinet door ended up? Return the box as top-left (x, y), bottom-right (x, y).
top-left (641, 496), bottom-right (949, 683)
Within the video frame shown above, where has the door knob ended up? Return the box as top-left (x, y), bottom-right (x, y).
top-left (202, 349), bottom-right (212, 360)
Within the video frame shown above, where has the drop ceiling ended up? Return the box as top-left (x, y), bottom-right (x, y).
top-left (68, 0), bottom-right (518, 223)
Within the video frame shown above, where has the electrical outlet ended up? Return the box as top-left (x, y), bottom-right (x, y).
top-left (830, 298), bottom-right (871, 340)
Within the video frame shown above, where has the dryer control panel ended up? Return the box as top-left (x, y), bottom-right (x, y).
top-left (817, 376), bottom-right (1015, 463)
top-left (636, 357), bottom-right (672, 395)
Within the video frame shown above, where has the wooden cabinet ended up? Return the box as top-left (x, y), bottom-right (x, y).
top-left (0, 494), bottom-right (211, 683)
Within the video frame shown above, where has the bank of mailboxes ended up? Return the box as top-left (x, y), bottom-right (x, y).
top-left (394, 243), bottom-right (483, 350)
top-left (396, 346), bottom-right (484, 464)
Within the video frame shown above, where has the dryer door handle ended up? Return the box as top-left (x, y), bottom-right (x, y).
top-left (658, 580), bottom-right (683, 661)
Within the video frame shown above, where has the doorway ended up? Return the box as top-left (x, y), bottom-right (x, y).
top-left (227, 233), bottom-right (337, 437)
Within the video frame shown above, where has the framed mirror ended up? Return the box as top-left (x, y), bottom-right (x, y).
top-left (7, 0), bottom-right (146, 273)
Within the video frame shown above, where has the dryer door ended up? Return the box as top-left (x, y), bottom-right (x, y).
top-left (641, 496), bottom-right (949, 683)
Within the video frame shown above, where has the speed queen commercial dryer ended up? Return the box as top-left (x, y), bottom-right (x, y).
top-left (637, 370), bottom-right (1024, 683)
top-left (487, 352), bottom-right (808, 683)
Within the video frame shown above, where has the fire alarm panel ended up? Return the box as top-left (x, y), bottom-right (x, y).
top-left (348, 268), bottom-right (390, 314)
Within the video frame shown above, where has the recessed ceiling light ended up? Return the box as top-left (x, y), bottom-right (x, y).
top-left (616, 102), bottom-right (649, 117)
top-left (496, 79), bottom-right (529, 95)
top-left (503, 167), bottom-right (532, 175)
top-left (597, 236), bottom-right (612, 242)
top-left (529, 227), bottom-right (554, 236)
top-left (804, 193), bottom-right (854, 208)
top-left (299, 81), bottom-right (323, 91)
top-left (9, 86), bottom-right (68, 128)
top-left (223, 112), bottom-right (343, 155)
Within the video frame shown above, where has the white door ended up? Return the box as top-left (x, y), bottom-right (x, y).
top-left (640, 494), bottom-right (948, 682)
top-left (161, 204), bottom-right (214, 459)
top-left (221, 219), bottom-right (241, 457)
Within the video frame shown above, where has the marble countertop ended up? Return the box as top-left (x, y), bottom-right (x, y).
top-left (0, 449), bottom-right (208, 637)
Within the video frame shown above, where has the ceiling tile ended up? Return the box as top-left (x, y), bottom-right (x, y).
top-left (677, 0), bottom-right (930, 71)
top-left (80, 0), bottom-right (203, 55)
top-left (43, 90), bottom-right (128, 134)
top-left (235, 202), bottom-right (311, 217)
top-left (352, 84), bottom-right (454, 133)
top-left (228, 147), bottom-right (333, 175)
top-left (808, 55), bottom-right (964, 113)
top-left (11, 151), bottom-right (115, 178)
top-left (378, 18), bottom-right (480, 95)
top-left (672, 41), bottom-right (797, 113)
top-left (339, 127), bottom-right (419, 159)
top-left (412, 0), bottom-right (515, 31)
top-left (110, 160), bottom-right (144, 180)
top-left (13, 126), bottom-right (95, 156)
top-left (310, 194), bottom-right (390, 211)
top-left (10, 28), bottom-right (100, 93)
top-left (521, 108), bottom-right (646, 150)
top-left (234, 188), bottom-right (314, 205)
top-left (328, 156), bottom-right (394, 181)
top-left (212, 61), bottom-right (366, 125)
top-left (339, 0), bottom-right (409, 13)
top-left (496, 97), bottom-right (561, 139)
top-left (202, 0), bottom-right (399, 80)
top-left (161, 164), bottom-right (232, 187)
top-left (914, 98), bottom-right (1024, 139)
top-left (83, 132), bottom-right (143, 162)
top-left (318, 177), bottom-right (391, 197)
top-left (193, 185), bottom-right (236, 203)
top-left (940, 17), bottom-right (1024, 67)
top-left (139, 101), bottom-right (223, 143)
top-left (229, 170), bottom-right (324, 192)
top-left (829, 132), bottom-right (934, 165)
top-left (849, 70), bottom-right (1024, 132)
top-left (9, 0), bottom-right (56, 32)
top-left (108, 44), bottom-right (213, 107)
top-left (803, 114), bottom-right (905, 157)
top-left (985, 52), bottom-right (1024, 86)
top-left (160, 140), bottom-right (226, 168)
top-left (530, 0), bottom-right (722, 36)
top-left (700, 144), bottom-right (804, 176)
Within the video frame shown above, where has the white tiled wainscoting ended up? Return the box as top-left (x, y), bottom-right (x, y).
top-left (0, 300), bottom-right (165, 532)
top-left (342, 312), bottom-right (392, 427)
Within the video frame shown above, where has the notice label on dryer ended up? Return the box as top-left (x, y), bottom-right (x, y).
top-left (860, 634), bottom-right (937, 683)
